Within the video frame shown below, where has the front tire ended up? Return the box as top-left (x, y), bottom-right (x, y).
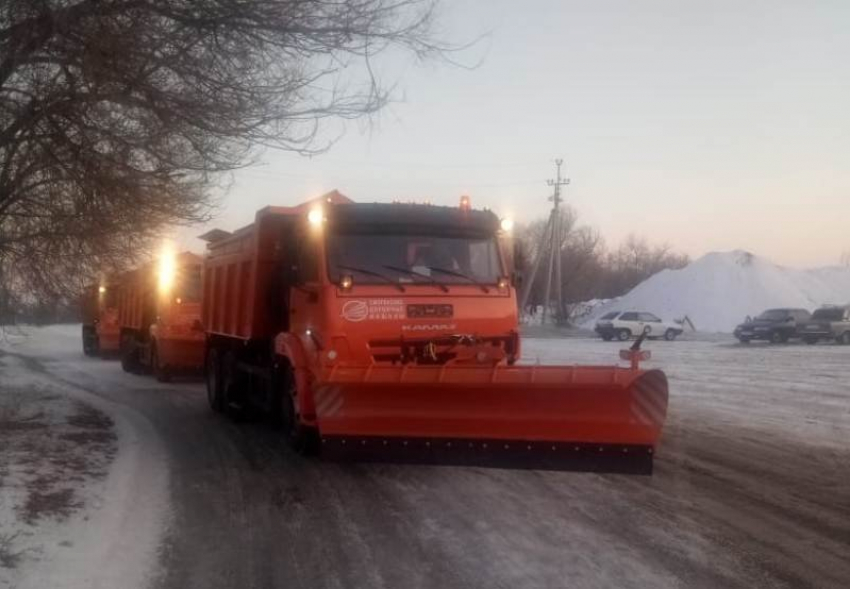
top-left (120, 333), bottom-right (140, 373)
top-left (277, 366), bottom-right (319, 455)
top-left (616, 329), bottom-right (631, 342)
top-left (664, 329), bottom-right (678, 341)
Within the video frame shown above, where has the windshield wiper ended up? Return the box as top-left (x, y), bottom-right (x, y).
top-left (426, 266), bottom-right (489, 293)
top-left (382, 265), bottom-right (449, 293)
top-left (336, 264), bottom-right (405, 292)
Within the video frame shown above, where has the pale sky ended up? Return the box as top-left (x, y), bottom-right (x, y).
top-left (181, 0), bottom-right (850, 268)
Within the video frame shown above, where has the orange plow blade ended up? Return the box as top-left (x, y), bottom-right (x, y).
top-left (313, 365), bottom-right (668, 474)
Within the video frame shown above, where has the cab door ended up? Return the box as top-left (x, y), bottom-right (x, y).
top-left (287, 225), bottom-right (324, 344)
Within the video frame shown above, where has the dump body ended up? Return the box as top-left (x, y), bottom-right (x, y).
top-left (80, 280), bottom-right (120, 356)
top-left (117, 252), bottom-right (204, 378)
top-left (203, 192), bottom-right (669, 473)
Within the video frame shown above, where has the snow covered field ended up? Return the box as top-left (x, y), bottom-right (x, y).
top-left (2, 324), bottom-right (849, 588)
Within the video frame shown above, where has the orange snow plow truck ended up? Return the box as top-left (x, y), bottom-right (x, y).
top-left (117, 251), bottom-right (205, 381)
top-left (202, 192), bottom-right (669, 473)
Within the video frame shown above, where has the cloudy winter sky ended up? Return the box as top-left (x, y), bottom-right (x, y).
top-left (183, 0), bottom-right (850, 268)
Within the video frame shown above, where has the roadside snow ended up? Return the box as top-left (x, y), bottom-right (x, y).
top-left (581, 250), bottom-right (850, 332)
top-left (0, 326), bottom-right (169, 589)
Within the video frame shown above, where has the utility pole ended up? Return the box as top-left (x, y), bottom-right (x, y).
top-left (519, 159), bottom-right (570, 324)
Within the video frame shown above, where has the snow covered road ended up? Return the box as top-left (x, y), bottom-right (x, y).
top-left (2, 325), bottom-right (849, 588)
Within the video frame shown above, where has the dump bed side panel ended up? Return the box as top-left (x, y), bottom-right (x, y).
top-left (203, 213), bottom-right (294, 340)
top-left (117, 266), bottom-right (154, 331)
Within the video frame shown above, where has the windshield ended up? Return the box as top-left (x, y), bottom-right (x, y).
top-left (601, 312), bottom-right (620, 320)
top-left (756, 309), bottom-right (788, 321)
top-left (811, 308), bottom-right (844, 321)
top-left (327, 232), bottom-right (502, 286)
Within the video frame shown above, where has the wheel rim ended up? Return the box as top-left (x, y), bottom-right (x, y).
top-left (618, 330), bottom-right (629, 341)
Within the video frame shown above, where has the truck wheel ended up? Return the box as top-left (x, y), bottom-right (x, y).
top-left (221, 351), bottom-right (249, 419)
top-left (617, 329), bottom-right (631, 342)
top-left (804, 337), bottom-right (818, 345)
top-left (601, 334), bottom-right (613, 342)
top-left (280, 368), bottom-right (319, 455)
top-left (206, 348), bottom-right (224, 412)
top-left (840, 332), bottom-right (850, 345)
top-left (120, 334), bottom-right (139, 373)
top-left (664, 329), bottom-right (678, 341)
top-left (82, 328), bottom-right (98, 357)
top-left (738, 337), bottom-right (751, 344)
top-left (152, 344), bottom-right (171, 383)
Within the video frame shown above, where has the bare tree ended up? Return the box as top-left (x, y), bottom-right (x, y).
top-left (0, 0), bottom-right (449, 320)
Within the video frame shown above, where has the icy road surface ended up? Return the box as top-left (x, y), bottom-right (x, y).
top-left (2, 325), bottom-right (849, 589)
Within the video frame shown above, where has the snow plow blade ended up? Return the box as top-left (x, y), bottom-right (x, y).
top-left (314, 365), bottom-right (668, 474)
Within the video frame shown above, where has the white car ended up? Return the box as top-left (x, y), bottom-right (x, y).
top-left (594, 311), bottom-right (683, 341)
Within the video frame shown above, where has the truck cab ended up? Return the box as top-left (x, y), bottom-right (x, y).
top-left (293, 202), bottom-right (519, 367)
top-left (118, 251), bottom-right (205, 380)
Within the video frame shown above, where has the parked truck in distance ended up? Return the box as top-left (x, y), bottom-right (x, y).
top-left (81, 280), bottom-right (120, 357)
top-left (117, 250), bottom-right (205, 380)
top-left (733, 308), bottom-right (811, 344)
top-left (798, 305), bottom-right (850, 345)
top-left (200, 191), bottom-right (669, 474)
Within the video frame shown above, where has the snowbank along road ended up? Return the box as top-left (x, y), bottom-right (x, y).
top-left (1, 325), bottom-right (849, 589)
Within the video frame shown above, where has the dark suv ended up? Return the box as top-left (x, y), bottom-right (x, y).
top-left (733, 308), bottom-right (810, 344)
top-left (798, 306), bottom-right (850, 345)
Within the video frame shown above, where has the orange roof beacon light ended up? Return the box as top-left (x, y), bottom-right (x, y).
top-left (459, 195), bottom-right (471, 210)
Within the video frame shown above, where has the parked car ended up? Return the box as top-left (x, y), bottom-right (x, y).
top-left (733, 308), bottom-right (811, 344)
top-left (594, 311), bottom-right (684, 341)
top-left (798, 305), bottom-right (850, 345)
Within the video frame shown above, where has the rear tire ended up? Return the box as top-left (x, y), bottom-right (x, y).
top-left (664, 329), bottom-right (678, 341)
top-left (82, 328), bottom-right (98, 357)
top-left (601, 334), bottom-right (613, 342)
top-left (206, 348), bottom-right (224, 412)
top-left (804, 337), bottom-right (818, 345)
top-left (616, 329), bottom-right (631, 342)
top-left (120, 333), bottom-right (140, 373)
